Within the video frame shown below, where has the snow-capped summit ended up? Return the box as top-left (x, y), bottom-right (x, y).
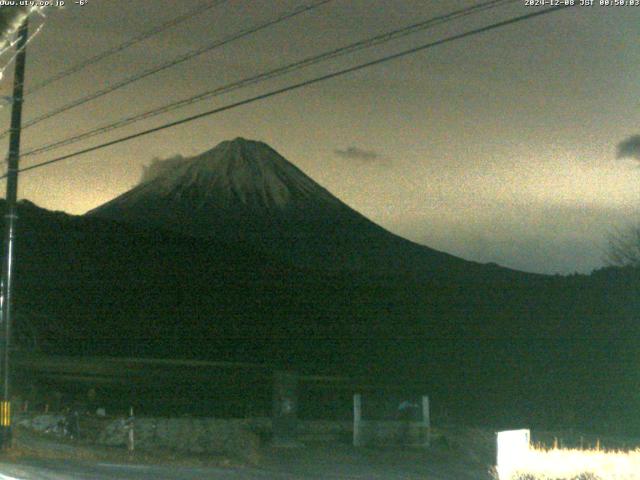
top-left (136, 138), bottom-right (342, 212)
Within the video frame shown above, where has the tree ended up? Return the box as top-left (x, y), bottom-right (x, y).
top-left (607, 226), bottom-right (640, 268)
top-left (607, 136), bottom-right (640, 267)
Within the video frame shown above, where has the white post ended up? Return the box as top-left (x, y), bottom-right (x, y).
top-left (496, 429), bottom-right (530, 480)
top-left (353, 394), bottom-right (362, 447)
top-left (422, 395), bottom-right (430, 447)
top-left (127, 406), bottom-right (135, 454)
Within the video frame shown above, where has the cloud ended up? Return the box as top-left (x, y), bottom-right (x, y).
top-left (0, 6), bottom-right (45, 50)
top-left (617, 135), bottom-right (640, 161)
top-left (334, 146), bottom-right (385, 163)
top-left (0, 7), bottom-right (29, 43)
top-left (140, 155), bottom-right (185, 183)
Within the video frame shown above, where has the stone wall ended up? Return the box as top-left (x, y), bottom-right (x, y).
top-left (16, 413), bottom-right (428, 457)
top-left (98, 417), bottom-right (268, 461)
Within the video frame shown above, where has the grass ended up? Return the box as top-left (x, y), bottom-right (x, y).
top-left (496, 443), bottom-right (640, 480)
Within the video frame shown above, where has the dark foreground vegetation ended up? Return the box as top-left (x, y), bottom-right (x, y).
top-left (5, 200), bottom-right (640, 435)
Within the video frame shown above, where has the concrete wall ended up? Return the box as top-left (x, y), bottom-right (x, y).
top-left (356, 420), bottom-right (430, 447)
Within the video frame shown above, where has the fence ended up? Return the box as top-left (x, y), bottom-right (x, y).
top-left (353, 393), bottom-right (430, 447)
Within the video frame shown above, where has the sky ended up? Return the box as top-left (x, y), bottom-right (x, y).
top-left (0, 0), bottom-right (638, 275)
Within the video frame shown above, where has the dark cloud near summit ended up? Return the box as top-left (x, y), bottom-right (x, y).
top-left (617, 135), bottom-right (640, 161)
top-left (334, 146), bottom-right (384, 163)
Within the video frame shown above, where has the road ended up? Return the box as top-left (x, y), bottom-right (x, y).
top-left (0, 446), bottom-right (493, 479)
top-left (0, 460), bottom-right (290, 480)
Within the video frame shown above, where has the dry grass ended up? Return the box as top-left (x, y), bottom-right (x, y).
top-left (496, 443), bottom-right (640, 480)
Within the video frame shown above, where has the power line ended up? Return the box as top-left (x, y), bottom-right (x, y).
top-left (10, 5), bottom-right (573, 178)
top-left (22, 0), bottom-right (228, 97)
top-left (22, 0), bottom-right (517, 158)
top-left (0, 0), bottom-right (331, 140)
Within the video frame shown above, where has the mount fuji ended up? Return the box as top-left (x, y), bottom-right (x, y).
top-left (87, 137), bottom-right (512, 279)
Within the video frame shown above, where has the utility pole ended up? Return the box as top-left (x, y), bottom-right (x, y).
top-left (0, 18), bottom-right (29, 450)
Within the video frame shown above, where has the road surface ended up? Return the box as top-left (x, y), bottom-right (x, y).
top-left (0, 447), bottom-right (492, 479)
